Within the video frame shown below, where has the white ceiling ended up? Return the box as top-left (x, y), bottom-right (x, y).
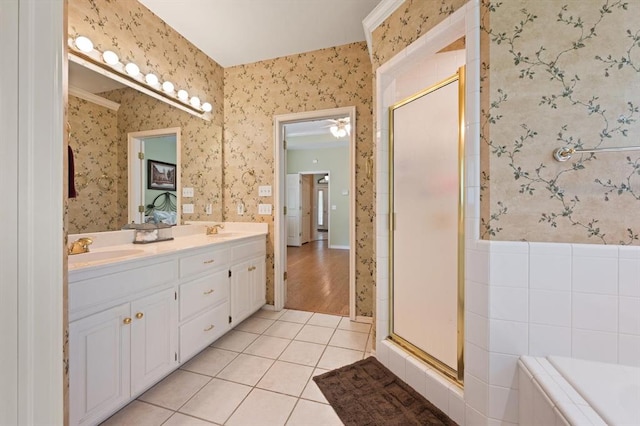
top-left (285, 118), bottom-right (349, 150)
top-left (138, 0), bottom-right (382, 67)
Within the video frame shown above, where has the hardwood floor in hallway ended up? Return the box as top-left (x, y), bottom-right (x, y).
top-left (285, 240), bottom-right (349, 316)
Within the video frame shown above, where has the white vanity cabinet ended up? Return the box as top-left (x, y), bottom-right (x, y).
top-left (178, 246), bottom-right (231, 362)
top-left (130, 287), bottom-right (178, 396)
top-left (69, 231), bottom-right (267, 426)
top-left (69, 303), bottom-right (130, 426)
top-left (69, 258), bottom-right (179, 426)
top-left (230, 239), bottom-right (266, 326)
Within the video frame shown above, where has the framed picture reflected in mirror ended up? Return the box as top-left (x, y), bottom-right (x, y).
top-left (147, 159), bottom-right (176, 191)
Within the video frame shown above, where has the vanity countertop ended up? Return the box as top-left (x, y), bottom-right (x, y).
top-left (68, 222), bottom-right (267, 272)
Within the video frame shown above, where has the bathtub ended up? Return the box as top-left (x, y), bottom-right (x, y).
top-left (519, 356), bottom-right (640, 425)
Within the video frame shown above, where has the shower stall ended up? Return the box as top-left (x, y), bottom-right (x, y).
top-left (389, 67), bottom-right (465, 383)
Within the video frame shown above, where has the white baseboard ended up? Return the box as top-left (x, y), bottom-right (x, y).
top-left (329, 245), bottom-right (350, 250)
top-left (261, 303), bottom-right (276, 311)
top-left (355, 315), bottom-right (373, 324)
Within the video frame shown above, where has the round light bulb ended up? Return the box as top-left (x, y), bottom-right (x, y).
top-left (102, 50), bottom-right (119, 65)
top-left (145, 73), bottom-right (159, 85)
top-left (202, 102), bottom-right (212, 112)
top-left (162, 81), bottom-right (175, 93)
top-left (177, 90), bottom-right (188, 101)
top-left (189, 96), bottom-right (201, 108)
top-left (124, 62), bottom-right (140, 77)
top-left (74, 36), bottom-right (94, 53)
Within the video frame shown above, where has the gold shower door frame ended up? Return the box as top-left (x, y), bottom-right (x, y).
top-left (389, 67), bottom-right (465, 385)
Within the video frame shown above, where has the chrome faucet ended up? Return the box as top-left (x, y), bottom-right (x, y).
top-left (68, 237), bottom-right (93, 255)
top-left (206, 224), bottom-right (224, 235)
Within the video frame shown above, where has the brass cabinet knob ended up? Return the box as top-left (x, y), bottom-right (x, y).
top-left (203, 289), bottom-right (214, 295)
top-left (204, 324), bottom-right (214, 332)
top-left (135, 312), bottom-right (144, 319)
top-left (123, 317), bottom-right (132, 325)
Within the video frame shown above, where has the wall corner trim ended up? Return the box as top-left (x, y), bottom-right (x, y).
top-left (362, 0), bottom-right (405, 61)
top-left (69, 86), bottom-right (121, 111)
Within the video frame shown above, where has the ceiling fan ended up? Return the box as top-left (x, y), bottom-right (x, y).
top-left (326, 117), bottom-right (351, 138)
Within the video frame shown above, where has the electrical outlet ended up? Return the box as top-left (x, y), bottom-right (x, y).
top-left (205, 203), bottom-right (212, 215)
top-left (182, 203), bottom-right (194, 214)
top-left (182, 187), bottom-right (194, 197)
top-left (237, 203), bottom-right (244, 215)
top-left (258, 204), bottom-right (272, 215)
top-left (258, 185), bottom-right (272, 196)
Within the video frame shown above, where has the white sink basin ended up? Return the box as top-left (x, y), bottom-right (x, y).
top-left (69, 249), bottom-right (145, 265)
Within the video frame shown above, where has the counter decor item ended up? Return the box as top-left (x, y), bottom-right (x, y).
top-left (123, 222), bottom-right (174, 244)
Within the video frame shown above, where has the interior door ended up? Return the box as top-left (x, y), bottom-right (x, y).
top-left (286, 173), bottom-right (302, 246)
top-left (301, 175), bottom-right (312, 244)
top-left (128, 138), bottom-right (145, 224)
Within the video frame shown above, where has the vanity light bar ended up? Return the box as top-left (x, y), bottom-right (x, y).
top-left (68, 35), bottom-right (213, 116)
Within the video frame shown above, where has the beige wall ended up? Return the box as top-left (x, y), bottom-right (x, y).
top-left (101, 87), bottom-right (223, 224)
top-left (374, 0), bottom-right (640, 246)
top-left (287, 147), bottom-right (350, 247)
top-left (483, 1), bottom-right (640, 245)
top-left (371, 0), bottom-right (467, 69)
top-left (223, 42), bottom-right (375, 315)
top-left (68, 95), bottom-right (120, 233)
top-left (68, 0), bottom-right (225, 224)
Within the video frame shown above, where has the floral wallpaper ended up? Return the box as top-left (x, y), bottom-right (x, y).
top-left (373, 0), bottom-right (640, 246)
top-left (371, 0), bottom-right (467, 68)
top-left (224, 42), bottom-right (375, 316)
top-left (68, 95), bottom-right (121, 233)
top-left (101, 87), bottom-right (224, 226)
top-left (68, 0), bottom-right (225, 227)
top-left (482, 0), bottom-right (640, 245)
top-left (68, 0), bottom-right (224, 129)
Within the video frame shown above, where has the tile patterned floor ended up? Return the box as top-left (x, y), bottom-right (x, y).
top-left (101, 309), bottom-right (373, 426)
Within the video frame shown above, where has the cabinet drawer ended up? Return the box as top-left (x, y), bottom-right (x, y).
top-left (179, 302), bottom-right (229, 362)
top-left (180, 270), bottom-right (229, 321)
top-left (179, 248), bottom-right (230, 278)
top-left (69, 260), bottom-right (177, 322)
top-left (232, 239), bottom-right (266, 262)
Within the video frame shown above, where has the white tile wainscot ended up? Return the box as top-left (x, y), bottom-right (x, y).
top-left (68, 223), bottom-right (267, 426)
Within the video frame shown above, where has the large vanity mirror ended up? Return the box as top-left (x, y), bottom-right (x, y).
top-left (68, 56), bottom-right (214, 234)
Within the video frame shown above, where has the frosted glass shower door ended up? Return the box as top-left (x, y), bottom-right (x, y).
top-left (390, 69), bottom-right (464, 379)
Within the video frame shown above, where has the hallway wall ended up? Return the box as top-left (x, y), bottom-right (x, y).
top-left (287, 147), bottom-right (350, 248)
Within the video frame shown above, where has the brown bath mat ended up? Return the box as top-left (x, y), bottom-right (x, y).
top-left (314, 357), bottom-right (457, 426)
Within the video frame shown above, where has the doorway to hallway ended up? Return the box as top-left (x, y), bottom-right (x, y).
top-left (275, 107), bottom-right (356, 318)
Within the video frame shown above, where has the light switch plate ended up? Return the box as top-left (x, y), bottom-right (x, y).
top-left (331, 205), bottom-right (337, 210)
top-left (258, 185), bottom-right (272, 197)
top-left (182, 203), bottom-right (194, 214)
top-left (182, 187), bottom-right (194, 197)
top-left (237, 203), bottom-right (244, 215)
top-left (205, 203), bottom-right (212, 215)
top-left (258, 204), bottom-right (272, 215)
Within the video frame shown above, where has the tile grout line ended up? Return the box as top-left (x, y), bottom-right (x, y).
top-left (119, 310), bottom-right (369, 425)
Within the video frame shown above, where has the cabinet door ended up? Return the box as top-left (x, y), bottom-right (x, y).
top-left (69, 303), bottom-right (130, 426)
top-left (249, 256), bottom-right (266, 312)
top-left (130, 288), bottom-right (178, 396)
top-left (230, 260), bottom-right (251, 326)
